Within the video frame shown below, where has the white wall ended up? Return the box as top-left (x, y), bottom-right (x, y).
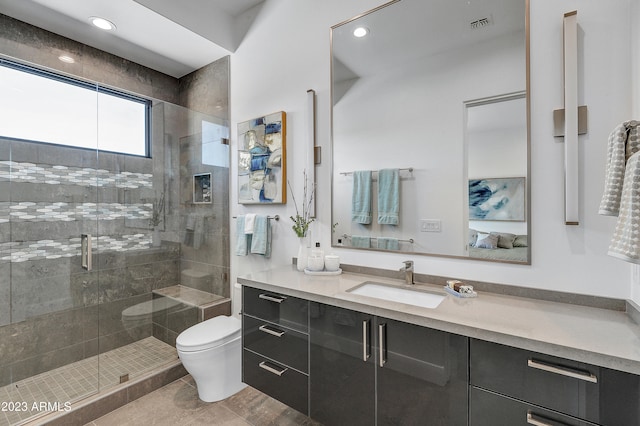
top-left (231, 0), bottom-right (634, 300)
top-left (332, 31), bottom-right (524, 256)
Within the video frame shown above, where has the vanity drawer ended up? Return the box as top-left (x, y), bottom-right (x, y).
top-left (470, 387), bottom-right (598, 426)
top-left (243, 315), bottom-right (308, 373)
top-left (243, 286), bottom-right (308, 333)
top-left (470, 339), bottom-right (640, 425)
top-left (242, 349), bottom-right (308, 415)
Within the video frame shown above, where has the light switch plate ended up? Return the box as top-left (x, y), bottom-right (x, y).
top-left (420, 219), bottom-right (441, 232)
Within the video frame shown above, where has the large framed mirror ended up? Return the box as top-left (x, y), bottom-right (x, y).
top-left (330, 0), bottom-right (530, 264)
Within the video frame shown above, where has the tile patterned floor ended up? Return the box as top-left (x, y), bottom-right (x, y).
top-left (0, 337), bottom-right (177, 426)
top-left (87, 376), bottom-right (321, 426)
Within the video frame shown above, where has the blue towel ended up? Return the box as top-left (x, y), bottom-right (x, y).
top-left (351, 235), bottom-right (371, 248)
top-left (250, 215), bottom-right (271, 258)
top-left (235, 215), bottom-right (249, 256)
top-left (377, 237), bottom-right (399, 250)
top-left (352, 170), bottom-right (372, 224)
top-left (377, 168), bottom-right (399, 225)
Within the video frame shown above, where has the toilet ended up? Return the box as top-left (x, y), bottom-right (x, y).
top-left (176, 315), bottom-right (246, 402)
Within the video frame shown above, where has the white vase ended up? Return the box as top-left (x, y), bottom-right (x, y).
top-left (297, 237), bottom-right (309, 271)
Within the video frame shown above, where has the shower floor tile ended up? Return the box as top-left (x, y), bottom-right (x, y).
top-left (0, 337), bottom-right (177, 426)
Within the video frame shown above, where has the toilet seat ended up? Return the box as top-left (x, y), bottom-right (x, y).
top-left (176, 315), bottom-right (241, 352)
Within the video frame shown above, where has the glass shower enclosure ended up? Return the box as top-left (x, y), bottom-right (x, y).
top-left (0, 72), bottom-right (229, 425)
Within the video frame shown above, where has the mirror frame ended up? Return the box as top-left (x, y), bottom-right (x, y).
top-left (329, 0), bottom-right (531, 264)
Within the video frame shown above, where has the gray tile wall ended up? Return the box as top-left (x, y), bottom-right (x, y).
top-left (0, 139), bottom-right (182, 387)
top-left (0, 11), bottom-right (230, 389)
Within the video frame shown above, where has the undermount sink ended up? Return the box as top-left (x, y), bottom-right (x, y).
top-left (347, 281), bottom-right (445, 309)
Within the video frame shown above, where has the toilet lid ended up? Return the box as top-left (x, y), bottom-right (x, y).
top-left (176, 315), bottom-right (241, 352)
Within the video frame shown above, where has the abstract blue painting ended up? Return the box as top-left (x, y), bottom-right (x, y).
top-left (237, 111), bottom-right (286, 204)
top-left (469, 177), bottom-right (525, 221)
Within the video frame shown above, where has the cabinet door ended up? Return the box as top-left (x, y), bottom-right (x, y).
top-left (309, 302), bottom-right (375, 426)
top-left (470, 387), bottom-right (599, 426)
top-left (376, 317), bottom-right (468, 426)
top-left (243, 349), bottom-right (309, 415)
top-left (470, 338), bottom-right (640, 425)
top-left (243, 315), bottom-right (308, 373)
top-left (243, 286), bottom-right (308, 333)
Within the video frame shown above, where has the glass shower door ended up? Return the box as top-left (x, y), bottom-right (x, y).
top-left (0, 81), bottom-right (101, 425)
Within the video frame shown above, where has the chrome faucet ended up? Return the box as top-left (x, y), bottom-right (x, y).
top-left (400, 260), bottom-right (414, 285)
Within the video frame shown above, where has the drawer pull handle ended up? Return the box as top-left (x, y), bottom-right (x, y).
top-left (259, 361), bottom-right (288, 377)
top-left (259, 324), bottom-right (286, 338)
top-left (527, 359), bottom-right (598, 383)
top-left (259, 293), bottom-right (287, 303)
top-left (527, 412), bottom-right (569, 426)
top-left (379, 323), bottom-right (387, 367)
top-left (362, 319), bottom-right (371, 361)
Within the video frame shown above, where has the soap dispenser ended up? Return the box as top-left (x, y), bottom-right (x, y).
top-left (307, 242), bottom-right (325, 271)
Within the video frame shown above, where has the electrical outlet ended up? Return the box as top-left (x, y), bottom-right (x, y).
top-left (420, 219), bottom-right (441, 232)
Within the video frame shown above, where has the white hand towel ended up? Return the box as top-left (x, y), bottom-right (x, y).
top-left (609, 151), bottom-right (640, 264)
top-left (244, 213), bottom-right (256, 234)
top-left (599, 121), bottom-right (640, 216)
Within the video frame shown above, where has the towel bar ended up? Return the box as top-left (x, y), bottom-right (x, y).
top-left (340, 167), bottom-right (413, 176)
top-left (233, 215), bottom-right (279, 221)
top-left (341, 234), bottom-right (413, 244)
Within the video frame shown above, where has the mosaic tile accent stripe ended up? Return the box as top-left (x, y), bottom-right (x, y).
top-left (0, 234), bottom-right (152, 263)
top-left (0, 161), bottom-right (152, 188)
top-left (0, 337), bottom-right (177, 426)
top-left (0, 202), bottom-right (151, 224)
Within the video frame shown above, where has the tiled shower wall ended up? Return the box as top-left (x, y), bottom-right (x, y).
top-left (0, 139), bottom-right (181, 387)
top-left (0, 14), bottom-right (230, 385)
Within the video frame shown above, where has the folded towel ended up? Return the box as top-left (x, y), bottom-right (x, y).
top-left (377, 168), bottom-right (399, 225)
top-left (377, 237), bottom-right (399, 250)
top-left (235, 215), bottom-right (249, 256)
top-left (599, 121), bottom-right (640, 216)
top-left (609, 151), bottom-right (640, 264)
top-left (250, 215), bottom-right (271, 258)
top-left (351, 235), bottom-right (370, 248)
top-left (352, 170), bottom-right (372, 224)
top-left (244, 213), bottom-right (256, 234)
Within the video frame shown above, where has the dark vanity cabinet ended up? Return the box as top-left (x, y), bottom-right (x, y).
top-left (469, 339), bottom-right (640, 426)
top-left (377, 317), bottom-right (468, 425)
top-left (241, 286), bottom-right (309, 415)
top-left (241, 285), bottom-right (640, 426)
top-left (309, 302), bottom-right (468, 426)
top-left (309, 303), bottom-right (376, 425)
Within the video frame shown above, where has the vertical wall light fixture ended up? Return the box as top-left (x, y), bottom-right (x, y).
top-left (554, 11), bottom-right (587, 225)
top-left (306, 89), bottom-right (318, 217)
top-left (564, 11), bottom-right (579, 225)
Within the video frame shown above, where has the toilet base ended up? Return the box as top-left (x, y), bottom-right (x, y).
top-left (177, 336), bottom-right (245, 402)
top-left (194, 378), bottom-right (246, 403)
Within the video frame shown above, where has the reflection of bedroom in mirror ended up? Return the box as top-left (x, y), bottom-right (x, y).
top-left (465, 92), bottom-right (529, 263)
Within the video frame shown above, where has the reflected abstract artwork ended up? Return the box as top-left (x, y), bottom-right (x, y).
top-left (469, 177), bottom-right (525, 221)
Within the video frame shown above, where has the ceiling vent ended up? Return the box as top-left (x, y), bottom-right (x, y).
top-left (470, 17), bottom-right (492, 29)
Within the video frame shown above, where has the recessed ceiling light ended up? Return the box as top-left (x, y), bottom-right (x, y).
top-left (58, 55), bottom-right (75, 64)
top-left (89, 16), bottom-right (116, 31)
top-left (353, 27), bottom-right (369, 38)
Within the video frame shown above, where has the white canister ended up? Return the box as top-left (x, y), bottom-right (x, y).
top-left (307, 255), bottom-right (325, 271)
top-left (324, 254), bottom-right (340, 271)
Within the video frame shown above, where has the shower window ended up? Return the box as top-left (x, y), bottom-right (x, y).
top-left (0, 59), bottom-right (150, 157)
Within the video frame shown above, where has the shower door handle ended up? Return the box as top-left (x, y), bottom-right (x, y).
top-left (81, 234), bottom-right (92, 271)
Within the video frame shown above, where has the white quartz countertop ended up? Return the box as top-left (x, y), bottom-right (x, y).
top-left (238, 265), bottom-right (640, 375)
